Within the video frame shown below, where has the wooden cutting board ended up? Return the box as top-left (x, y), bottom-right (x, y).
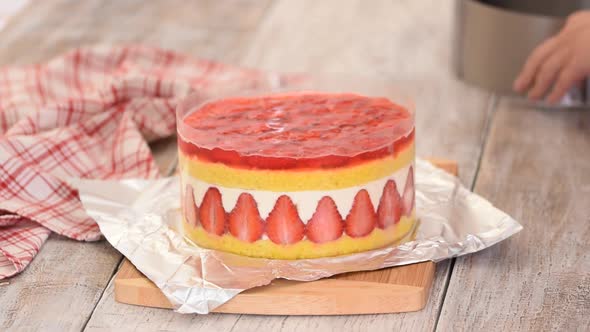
top-left (114, 159), bottom-right (457, 315)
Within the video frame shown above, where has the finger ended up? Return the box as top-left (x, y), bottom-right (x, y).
top-left (563, 11), bottom-right (590, 31)
top-left (546, 66), bottom-right (584, 104)
top-left (527, 50), bottom-right (569, 100)
top-left (513, 37), bottom-right (559, 92)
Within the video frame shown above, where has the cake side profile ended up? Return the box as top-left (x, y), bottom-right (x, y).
top-left (177, 92), bottom-right (415, 259)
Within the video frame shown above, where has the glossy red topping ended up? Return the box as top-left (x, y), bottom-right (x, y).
top-left (179, 92), bottom-right (414, 169)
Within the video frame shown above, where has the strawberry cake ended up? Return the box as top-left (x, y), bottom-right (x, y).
top-left (177, 92), bottom-right (415, 259)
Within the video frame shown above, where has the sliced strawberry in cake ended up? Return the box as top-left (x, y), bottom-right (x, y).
top-left (228, 193), bottom-right (265, 243)
top-left (345, 190), bottom-right (377, 238)
top-left (266, 196), bottom-right (305, 245)
top-left (306, 197), bottom-right (344, 244)
top-left (199, 187), bottom-right (226, 236)
top-left (377, 180), bottom-right (402, 229)
top-left (184, 185), bottom-right (199, 228)
top-left (402, 166), bottom-right (415, 216)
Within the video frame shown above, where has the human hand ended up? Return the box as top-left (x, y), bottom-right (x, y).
top-left (513, 10), bottom-right (590, 104)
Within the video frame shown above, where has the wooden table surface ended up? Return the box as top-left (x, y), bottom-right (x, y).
top-left (0, 1), bottom-right (588, 331)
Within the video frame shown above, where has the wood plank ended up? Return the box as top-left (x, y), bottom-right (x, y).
top-left (0, 237), bottom-right (120, 332)
top-left (115, 261), bottom-right (435, 315)
top-left (437, 100), bottom-right (590, 330)
top-left (240, 0), bottom-right (455, 80)
top-left (0, 0), bottom-right (271, 331)
top-left (0, 0), bottom-right (271, 65)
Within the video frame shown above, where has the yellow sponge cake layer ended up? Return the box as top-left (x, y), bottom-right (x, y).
top-left (179, 142), bottom-right (414, 191)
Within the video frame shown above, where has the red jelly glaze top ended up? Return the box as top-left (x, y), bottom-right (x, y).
top-left (178, 92), bottom-right (414, 170)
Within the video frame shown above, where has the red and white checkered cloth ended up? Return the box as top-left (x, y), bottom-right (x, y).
top-left (0, 45), bottom-right (268, 279)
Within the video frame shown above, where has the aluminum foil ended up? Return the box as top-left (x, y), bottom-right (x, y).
top-left (76, 158), bottom-right (522, 314)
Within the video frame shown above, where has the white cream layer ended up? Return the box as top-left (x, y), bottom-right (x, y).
top-left (181, 163), bottom-right (413, 223)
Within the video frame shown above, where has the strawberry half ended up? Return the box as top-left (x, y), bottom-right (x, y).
top-left (228, 193), bottom-right (264, 242)
top-left (266, 195), bottom-right (305, 244)
top-left (199, 187), bottom-right (226, 236)
top-left (401, 166), bottom-right (415, 216)
top-left (377, 180), bottom-right (402, 229)
top-left (306, 196), bottom-right (343, 243)
top-left (345, 189), bottom-right (377, 238)
top-left (184, 184), bottom-right (199, 227)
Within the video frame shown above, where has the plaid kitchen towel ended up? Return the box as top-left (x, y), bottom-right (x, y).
top-left (0, 45), bottom-right (268, 279)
